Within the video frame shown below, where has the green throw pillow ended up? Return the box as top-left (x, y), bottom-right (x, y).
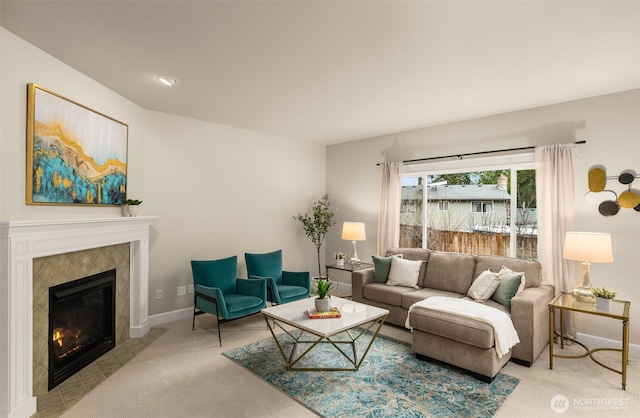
top-left (372, 255), bottom-right (393, 283)
top-left (372, 255), bottom-right (402, 283)
top-left (490, 272), bottom-right (523, 309)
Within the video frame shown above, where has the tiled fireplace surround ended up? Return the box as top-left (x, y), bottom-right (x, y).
top-left (0, 217), bottom-right (157, 418)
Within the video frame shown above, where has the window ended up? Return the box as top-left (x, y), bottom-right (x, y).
top-left (400, 153), bottom-right (537, 260)
top-left (402, 201), bottom-right (417, 213)
top-left (471, 201), bottom-right (493, 213)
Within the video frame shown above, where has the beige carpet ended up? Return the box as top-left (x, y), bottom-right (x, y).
top-left (61, 314), bottom-right (639, 418)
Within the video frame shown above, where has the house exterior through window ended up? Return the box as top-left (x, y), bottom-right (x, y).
top-left (399, 155), bottom-right (537, 260)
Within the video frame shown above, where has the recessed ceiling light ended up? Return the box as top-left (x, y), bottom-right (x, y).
top-left (157, 76), bottom-right (180, 87)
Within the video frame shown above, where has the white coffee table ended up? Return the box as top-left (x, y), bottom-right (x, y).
top-left (261, 296), bottom-right (388, 371)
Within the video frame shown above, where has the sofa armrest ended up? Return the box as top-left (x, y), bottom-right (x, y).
top-left (510, 284), bottom-right (554, 365)
top-left (351, 267), bottom-right (374, 302)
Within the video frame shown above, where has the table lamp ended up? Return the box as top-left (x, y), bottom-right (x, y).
top-left (342, 222), bottom-right (366, 266)
top-left (562, 231), bottom-right (613, 303)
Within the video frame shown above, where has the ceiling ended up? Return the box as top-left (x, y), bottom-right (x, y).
top-left (2, 1), bottom-right (639, 145)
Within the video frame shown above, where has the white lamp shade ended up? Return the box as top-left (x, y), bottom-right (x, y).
top-left (562, 232), bottom-right (613, 263)
top-left (341, 222), bottom-right (366, 241)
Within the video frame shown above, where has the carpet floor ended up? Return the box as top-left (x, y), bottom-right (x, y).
top-left (60, 314), bottom-right (639, 418)
top-left (223, 331), bottom-right (519, 417)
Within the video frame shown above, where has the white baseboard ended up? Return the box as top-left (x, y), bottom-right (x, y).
top-left (148, 307), bottom-right (193, 327)
top-left (576, 332), bottom-right (640, 360)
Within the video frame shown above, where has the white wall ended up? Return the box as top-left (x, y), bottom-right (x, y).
top-left (0, 28), bottom-right (327, 316)
top-left (326, 89), bottom-right (640, 346)
top-left (142, 110), bottom-right (325, 314)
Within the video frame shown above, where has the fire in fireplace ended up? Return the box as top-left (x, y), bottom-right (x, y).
top-left (48, 269), bottom-right (116, 390)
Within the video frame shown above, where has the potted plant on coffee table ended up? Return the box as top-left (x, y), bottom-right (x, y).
top-left (313, 276), bottom-right (338, 312)
top-left (591, 286), bottom-right (617, 310)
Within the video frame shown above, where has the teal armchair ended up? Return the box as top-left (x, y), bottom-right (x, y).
top-left (245, 250), bottom-right (310, 305)
top-left (192, 256), bottom-right (267, 345)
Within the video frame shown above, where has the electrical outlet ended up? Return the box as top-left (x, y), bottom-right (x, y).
top-left (177, 286), bottom-right (187, 296)
top-left (187, 284), bottom-right (194, 294)
top-left (156, 289), bottom-right (163, 300)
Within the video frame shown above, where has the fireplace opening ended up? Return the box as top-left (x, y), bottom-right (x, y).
top-left (48, 269), bottom-right (116, 390)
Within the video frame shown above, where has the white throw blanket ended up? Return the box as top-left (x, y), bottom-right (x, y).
top-left (405, 296), bottom-right (519, 358)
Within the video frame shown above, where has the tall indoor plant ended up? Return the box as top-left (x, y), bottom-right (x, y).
top-left (293, 194), bottom-right (336, 278)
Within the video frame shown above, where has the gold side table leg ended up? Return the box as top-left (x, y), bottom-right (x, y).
top-left (549, 306), bottom-right (554, 369)
top-left (622, 319), bottom-right (629, 390)
top-left (559, 309), bottom-right (565, 349)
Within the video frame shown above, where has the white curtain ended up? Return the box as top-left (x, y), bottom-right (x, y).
top-left (535, 143), bottom-right (576, 338)
top-left (377, 162), bottom-right (403, 256)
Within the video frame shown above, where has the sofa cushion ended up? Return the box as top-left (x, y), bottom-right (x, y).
top-left (362, 283), bottom-right (414, 307)
top-left (474, 255), bottom-right (541, 288)
top-left (408, 297), bottom-right (512, 348)
top-left (467, 269), bottom-right (501, 302)
top-left (409, 305), bottom-right (495, 349)
top-left (386, 247), bottom-right (431, 262)
top-left (423, 251), bottom-right (477, 294)
top-left (372, 254), bottom-right (402, 283)
top-left (386, 257), bottom-right (422, 289)
top-left (401, 289), bottom-right (464, 310)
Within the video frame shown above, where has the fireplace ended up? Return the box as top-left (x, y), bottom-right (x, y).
top-left (48, 269), bottom-right (116, 390)
top-left (1, 216), bottom-right (157, 418)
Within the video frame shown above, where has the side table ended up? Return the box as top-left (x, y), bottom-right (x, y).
top-left (326, 262), bottom-right (373, 299)
top-left (548, 292), bottom-right (630, 390)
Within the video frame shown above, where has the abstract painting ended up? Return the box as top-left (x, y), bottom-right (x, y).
top-left (26, 84), bottom-right (128, 205)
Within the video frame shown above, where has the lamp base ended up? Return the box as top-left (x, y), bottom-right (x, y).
top-left (348, 257), bottom-right (361, 267)
top-left (572, 287), bottom-right (595, 303)
top-left (348, 240), bottom-right (361, 267)
top-left (571, 261), bottom-right (595, 303)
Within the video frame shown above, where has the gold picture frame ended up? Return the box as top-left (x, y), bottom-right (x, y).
top-left (26, 84), bottom-right (128, 205)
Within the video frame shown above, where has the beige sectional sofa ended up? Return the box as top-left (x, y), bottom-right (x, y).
top-left (352, 247), bottom-right (554, 381)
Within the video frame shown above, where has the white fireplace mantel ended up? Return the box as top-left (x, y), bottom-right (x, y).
top-left (0, 216), bottom-right (157, 418)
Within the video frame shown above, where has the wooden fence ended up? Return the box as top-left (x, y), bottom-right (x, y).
top-left (400, 225), bottom-right (538, 260)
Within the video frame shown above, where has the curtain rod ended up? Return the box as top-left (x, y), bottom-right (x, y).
top-left (376, 140), bottom-right (586, 166)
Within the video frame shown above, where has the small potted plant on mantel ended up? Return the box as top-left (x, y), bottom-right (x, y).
top-left (125, 199), bottom-right (142, 217)
top-left (314, 276), bottom-right (338, 312)
top-left (591, 286), bottom-right (617, 310)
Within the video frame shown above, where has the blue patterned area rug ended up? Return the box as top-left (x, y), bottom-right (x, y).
top-left (223, 331), bottom-right (519, 417)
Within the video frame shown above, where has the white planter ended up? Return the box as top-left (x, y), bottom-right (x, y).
top-left (315, 297), bottom-right (331, 313)
top-left (595, 297), bottom-right (611, 310)
top-left (336, 259), bottom-right (344, 267)
top-left (126, 205), bottom-right (140, 217)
